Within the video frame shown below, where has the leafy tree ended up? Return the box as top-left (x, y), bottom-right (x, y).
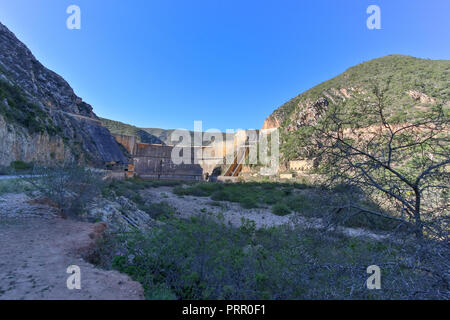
top-left (301, 82), bottom-right (449, 240)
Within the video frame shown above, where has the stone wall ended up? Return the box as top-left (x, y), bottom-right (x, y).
top-left (289, 160), bottom-right (314, 171)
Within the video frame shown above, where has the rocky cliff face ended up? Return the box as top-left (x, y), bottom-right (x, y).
top-left (264, 55), bottom-right (450, 161)
top-left (262, 114), bottom-right (280, 130)
top-left (0, 22), bottom-right (127, 167)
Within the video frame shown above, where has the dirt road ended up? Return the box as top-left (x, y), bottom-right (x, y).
top-left (0, 216), bottom-right (144, 300)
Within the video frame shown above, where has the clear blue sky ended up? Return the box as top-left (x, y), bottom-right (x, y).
top-left (0, 0), bottom-right (449, 131)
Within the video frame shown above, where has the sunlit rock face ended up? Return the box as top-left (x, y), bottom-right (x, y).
top-left (0, 22), bottom-right (127, 167)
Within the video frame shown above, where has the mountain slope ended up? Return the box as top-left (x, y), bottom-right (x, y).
top-left (263, 55), bottom-right (450, 161)
top-left (101, 117), bottom-right (236, 147)
top-left (0, 22), bottom-right (127, 167)
top-left (99, 118), bottom-right (164, 145)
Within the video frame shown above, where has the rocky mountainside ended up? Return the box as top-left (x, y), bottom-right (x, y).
top-left (263, 55), bottom-right (450, 161)
top-left (99, 117), bottom-right (165, 145)
top-left (0, 22), bottom-right (127, 167)
top-left (101, 117), bottom-right (235, 146)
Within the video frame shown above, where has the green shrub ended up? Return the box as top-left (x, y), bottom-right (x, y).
top-left (261, 189), bottom-right (285, 204)
top-left (0, 80), bottom-right (60, 135)
top-left (211, 190), bottom-right (231, 201)
top-left (239, 196), bottom-right (258, 209)
top-left (285, 194), bottom-right (312, 213)
top-left (172, 185), bottom-right (186, 196)
top-left (272, 202), bottom-right (291, 216)
top-left (179, 183), bottom-right (224, 197)
top-left (140, 201), bottom-right (175, 220)
top-left (148, 180), bottom-right (183, 188)
top-left (181, 183), bottom-right (219, 198)
top-left (10, 161), bottom-right (33, 171)
top-left (0, 179), bottom-right (35, 195)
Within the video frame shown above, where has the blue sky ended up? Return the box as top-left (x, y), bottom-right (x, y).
top-left (0, 0), bottom-right (449, 131)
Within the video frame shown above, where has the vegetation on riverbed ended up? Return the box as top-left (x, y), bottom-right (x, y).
top-left (172, 181), bottom-right (406, 232)
top-left (91, 213), bottom-right (448, 300)
top-left (2, 170), bottom-right (446, 300)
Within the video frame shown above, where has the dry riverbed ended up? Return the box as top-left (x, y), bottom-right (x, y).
top-left (142, 186), bottom-right (391, 241)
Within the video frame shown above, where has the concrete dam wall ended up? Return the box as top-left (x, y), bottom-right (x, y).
top-left (113, 134), bottom-right (204, 181)
top-left (134, 144), bottom-right (203, 181)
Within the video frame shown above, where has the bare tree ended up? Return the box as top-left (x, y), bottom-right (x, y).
top-left (24, 164), bottom-right (106, 219)
top-left (303, 83), bottom-right (449, 240)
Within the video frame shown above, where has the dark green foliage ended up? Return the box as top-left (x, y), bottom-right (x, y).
top-left (174, 182), bottom-right (224, 197)
top-left (271, 202), bottom-right (291, 216)
top-left (284, 194), bottom-right (312, 213)
top-left (140, 201), bottom-right (175, 220)
top-left (211, 189), bottom-right (231, 201)
top-left (9, 160), bottom-right (33, 172)
top-left (94, 214), bottom-right (448, 299)
top-left (239, 196), bottom-right (258, 209)
top-left (174, 180), bottom-right (407, 232)
top-left (174, 181), bottom-right (310, 210)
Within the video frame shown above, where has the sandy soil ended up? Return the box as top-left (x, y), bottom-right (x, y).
top-left (0, 194), bottom-right (144, 300)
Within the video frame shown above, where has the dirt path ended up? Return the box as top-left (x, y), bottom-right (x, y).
top-left (0, 194), bottom-right (144, 300)
top-left (143, 186), bottom-right (391, 241)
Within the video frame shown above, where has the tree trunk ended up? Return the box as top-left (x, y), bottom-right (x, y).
top-left (414, 188), bottom-right (423, 240)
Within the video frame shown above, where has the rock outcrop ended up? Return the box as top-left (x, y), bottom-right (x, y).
top-left (407, 90), bottom-right (436, 104)
top-left (262, 114), bottom-right (281, 130)
top-left (0, 22), bottom-right (127, 167)
top-left (85, 196), bottom-right (158, 232)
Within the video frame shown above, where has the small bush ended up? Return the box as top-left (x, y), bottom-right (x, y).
top-left (261, 189), bottom-right (285, 204)
top-left (239, 196), bottom-right (258, 209)
top-left (285, 194), bottom-right (312, 213)
top-left (0, 179), bottom-right (35, 195)
top-left (173, 185), bottom-right (186, 196)
top-left (272, 202), bottom-right (291, 216)
top-left (10, 160), bottom-right (33, 171)
top-left (25, 164), bottom-right (106, 219)
top-left (211, 190), bottom-right (231, 201)
top-left (141, 201), bottom-right (175, 220)
top-left (173, 183), bottom-right (223, 197)
top-left (148, 180), bottom-right (183, 188)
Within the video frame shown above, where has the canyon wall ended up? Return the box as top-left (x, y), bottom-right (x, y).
top-left (0, 22), bottom-right (127, 167)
